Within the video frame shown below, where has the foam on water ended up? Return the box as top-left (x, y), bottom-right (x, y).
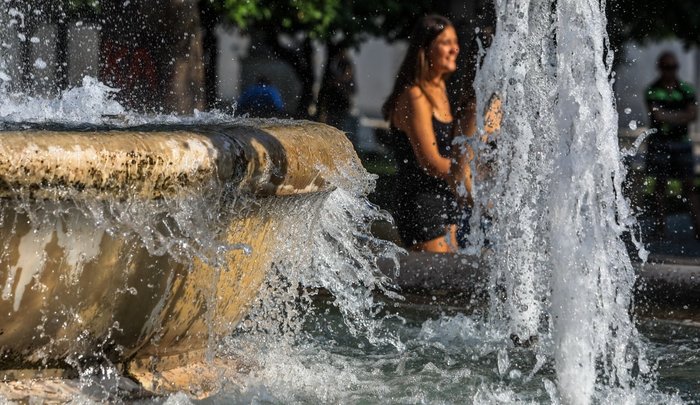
top-left (195, 311), bottom-right (690, 404)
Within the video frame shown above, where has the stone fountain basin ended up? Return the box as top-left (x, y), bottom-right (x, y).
top-left (378, 252), bottom-right (700, 325)
top-left (0, 121), bottom-right (361, 384)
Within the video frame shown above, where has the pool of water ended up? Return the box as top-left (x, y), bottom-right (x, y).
top-left (180, 300), bottom-right (699, 404)
top-left (642, 319), bottom-right (700, 402)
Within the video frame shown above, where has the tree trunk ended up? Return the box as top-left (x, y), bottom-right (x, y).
top-left (17, 6), bottom-right (35, 93)
top-left (200, 0), bottom-right (219, 109)
top-left (55, 16), bottom-right (69, 92)
top-left (264, 33), bottom-right (315, 119)
top-left (159, 0), bottom-right (205, 113)
top-left (294, 38), bottom-right (315, 119)
top-left (317, 42), bottom-right (355, 130)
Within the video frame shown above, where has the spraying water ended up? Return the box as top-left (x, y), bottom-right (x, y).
top-left (471, 0), bottom-right (651, 402)
top-left (0, 2), bottom-right (404, 398)
top-left (0, 1), bottom-right (698, 404)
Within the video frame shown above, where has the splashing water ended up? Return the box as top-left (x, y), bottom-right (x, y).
top-left (231, 173), bottom-right (404, 348)
top-left (469, 0), bottom-right (651, 402)
top-left (0, 4), bottom-right (239, 127)
top-left (0, 1), bottom-right (404, 398)
top-left (0, 1), bottom-right (697, 404)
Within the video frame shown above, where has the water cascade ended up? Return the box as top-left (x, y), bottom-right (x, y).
top-left (472, 0), bottom-right (647, 402)
top-left (0, 121), bottom-right (400, 391)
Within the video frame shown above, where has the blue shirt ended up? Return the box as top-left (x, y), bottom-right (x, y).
top-left (237, 84), bottom-right (284, 117)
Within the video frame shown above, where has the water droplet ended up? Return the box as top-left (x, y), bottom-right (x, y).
top-left (33, 58), bottom-right (47, 70)
top-left (628, 120), bottom-right (637, 130)
top-left (624, 108), bottom-right (631, 114)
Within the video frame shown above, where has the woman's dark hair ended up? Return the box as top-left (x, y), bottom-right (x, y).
top-left (382, 14), bottom-right (454, 121)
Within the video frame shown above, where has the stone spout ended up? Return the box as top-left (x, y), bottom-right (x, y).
top-left (0, 120), bottom-right (362, 380)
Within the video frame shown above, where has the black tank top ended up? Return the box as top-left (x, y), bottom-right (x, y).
top-left (388, 117), bottom-right (453, 195)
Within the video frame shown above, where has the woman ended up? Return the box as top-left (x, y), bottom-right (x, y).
top-left (382, 15), bottom-right (461, 252)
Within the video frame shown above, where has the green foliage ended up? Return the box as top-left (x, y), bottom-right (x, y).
top-left (212, 0), bottom-right (696, 51)
top-left (207, 0), bottom-right (435, 46)
top-left (213, 0), bottom-right (344, 38)
top-left (65, 0), bottom-right (101, 18)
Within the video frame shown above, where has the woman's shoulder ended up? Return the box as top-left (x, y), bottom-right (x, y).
top-left (400, 85), bottom-right (431, 110)
top-left (404, 85), bottom-right (426, 99)
top-left (391, 85), bottom-right (433, 129)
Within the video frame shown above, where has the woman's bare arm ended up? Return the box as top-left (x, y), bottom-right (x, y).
top-left (400, 86), bottom-right (453, 181)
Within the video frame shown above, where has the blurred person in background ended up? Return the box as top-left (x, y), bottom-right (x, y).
top-left (237, 75), bottom-right (285, 118)
top-left (382, 15), bottom-right (461, 253)
top-left (645, 51), bottom-right (700, 239)
top-left (318, 49), bottom-right (356, 133)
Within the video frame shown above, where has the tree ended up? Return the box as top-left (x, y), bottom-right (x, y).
top-left (208, 0), bottom-right (447, 118)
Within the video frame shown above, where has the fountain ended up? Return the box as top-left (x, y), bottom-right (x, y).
top-left (0, 0), bottom-right (699, 403)
top-left (0, 121), bottom-right (368, 369)
top-left (470, 0), bottom-right (643, 401)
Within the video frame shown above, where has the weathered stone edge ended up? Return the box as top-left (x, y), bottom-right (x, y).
top-left (0, 121), bottom-right (362, 200)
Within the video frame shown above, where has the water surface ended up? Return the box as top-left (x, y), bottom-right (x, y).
top-left (185, 301), bottom-right (697, 404)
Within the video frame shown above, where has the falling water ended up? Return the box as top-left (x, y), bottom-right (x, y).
top-left (0, 2), bottom-right (403, 399)
top-left (1, 1), bottom-right (699, 403)
top-left (471, 0), bottom-right (649, 402)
